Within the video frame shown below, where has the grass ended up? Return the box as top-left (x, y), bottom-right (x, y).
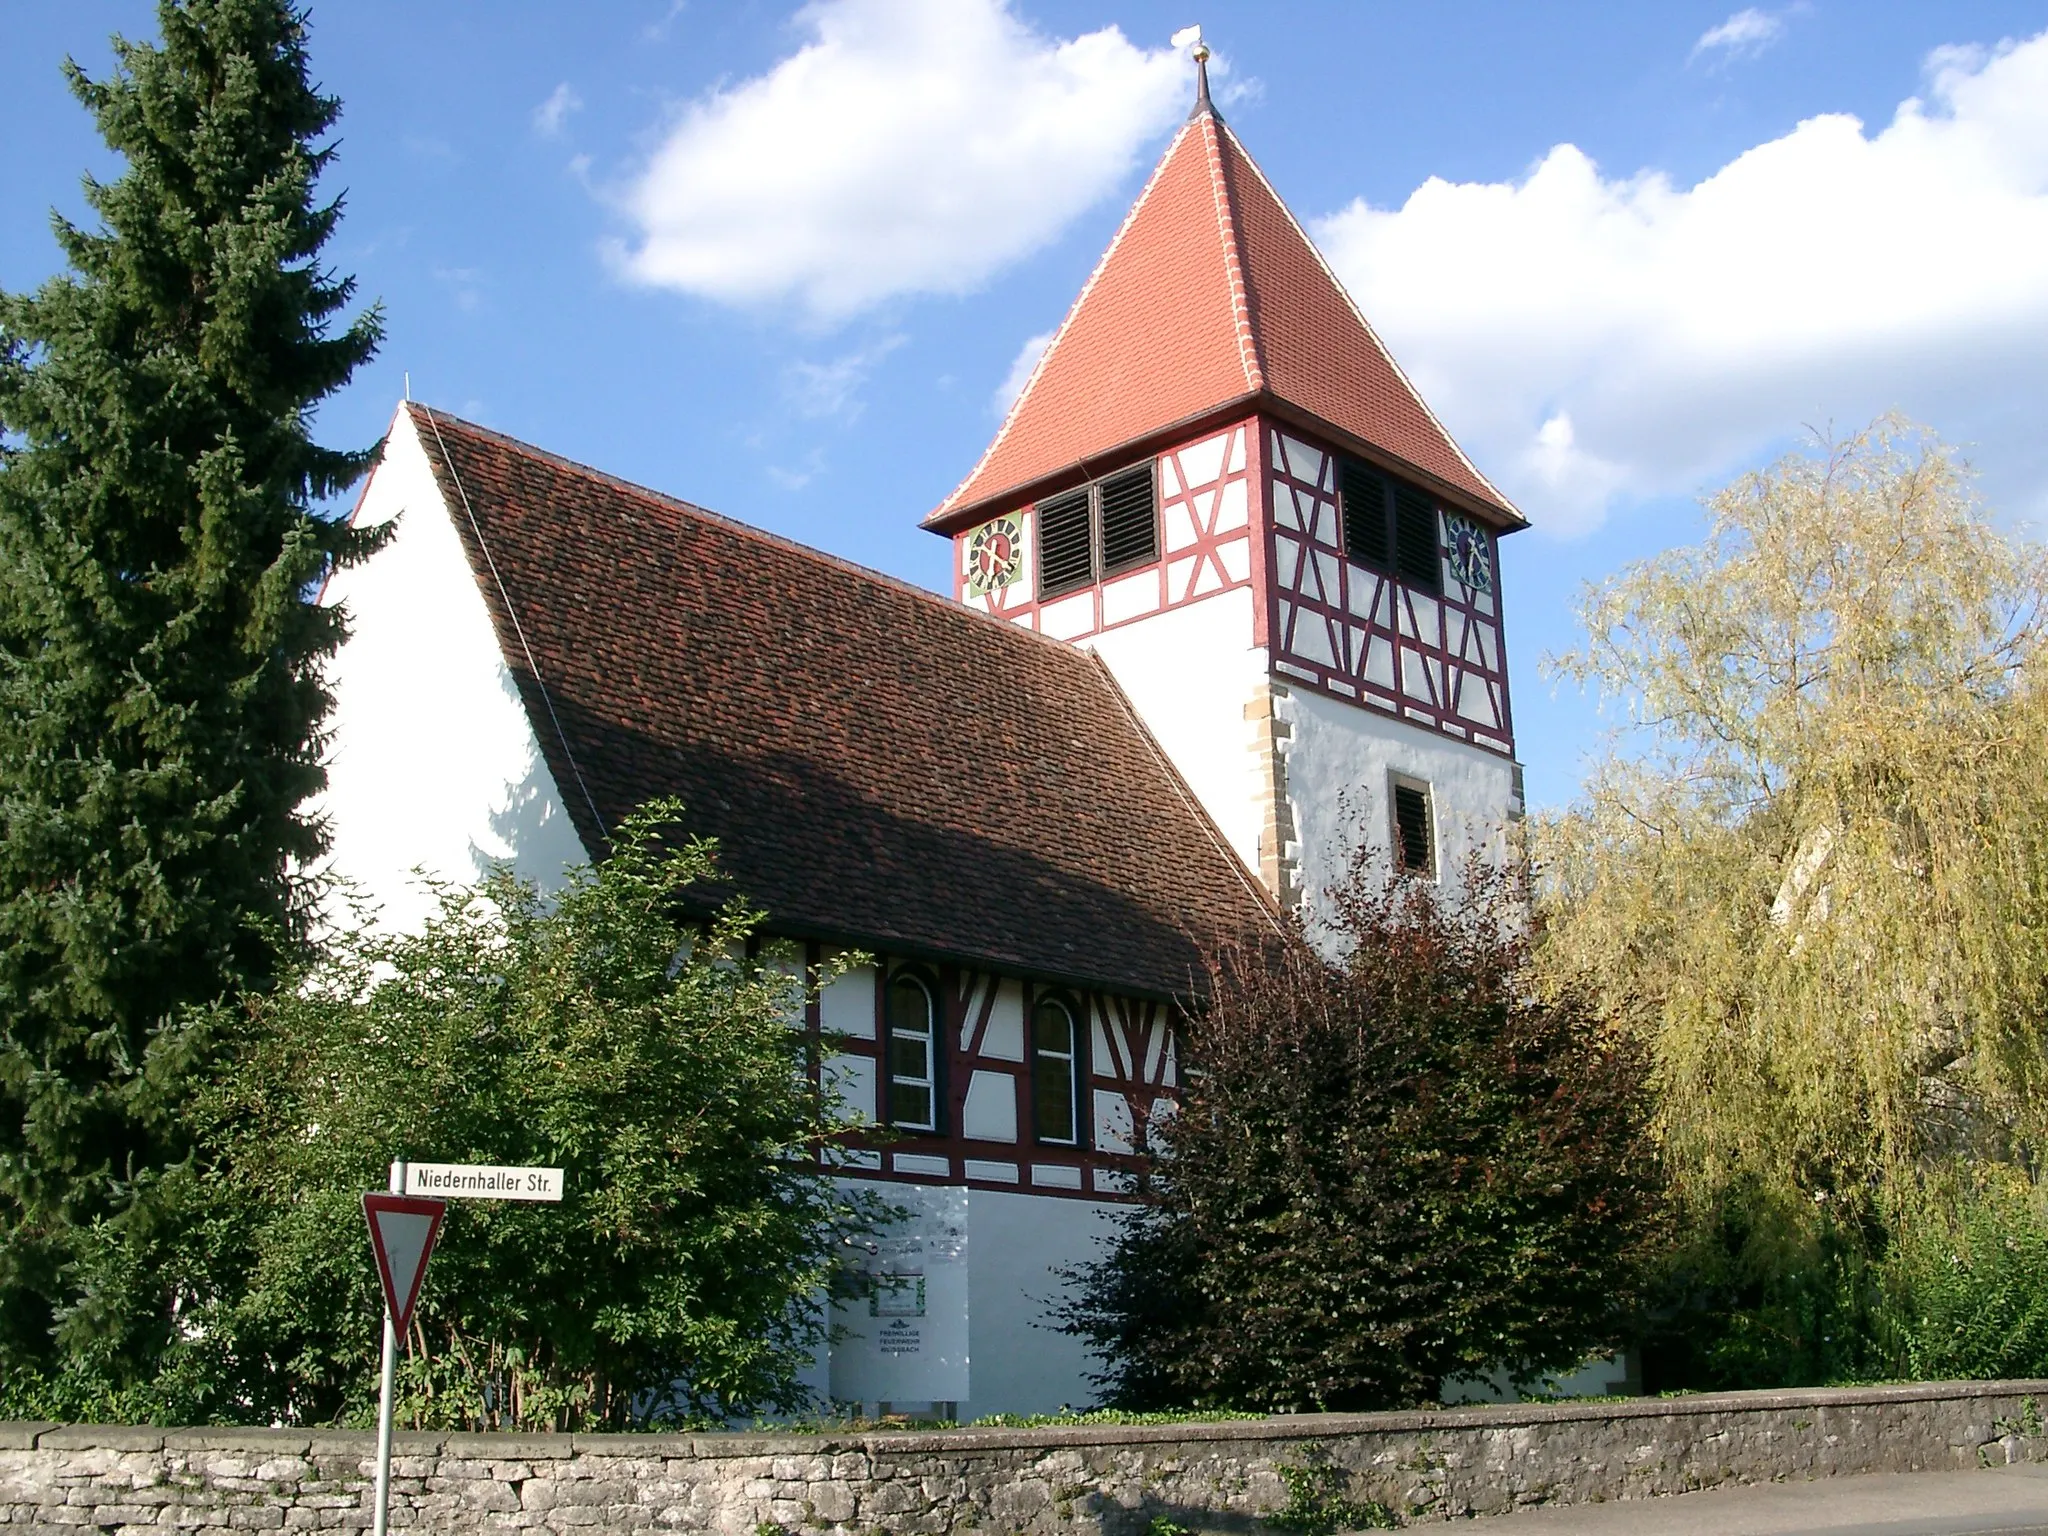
top-left (970, 1407), bottom-right (1266, 1429)
top-left (760, 1405), bottom-right (1268, 1433)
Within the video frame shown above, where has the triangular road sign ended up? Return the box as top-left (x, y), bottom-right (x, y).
top-left (362, 1192), bottom-right (446, 1336)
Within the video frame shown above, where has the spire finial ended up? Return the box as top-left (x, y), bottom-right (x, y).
top-left (1172, 25), bottom-right (1217, 119)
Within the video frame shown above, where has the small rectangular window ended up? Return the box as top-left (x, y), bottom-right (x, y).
top-left (1031, 996), bottom-right (1080, 1145)
top-left (1392, 778), bottom-right (1435, 877)
top-left (1037, 488), bottom-right (1094, 598)
top-left (1097, 464), bottom-right (1158, 573)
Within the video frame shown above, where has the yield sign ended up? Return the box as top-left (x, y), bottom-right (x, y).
top-left (362, 1193), bottom-right (446, 1336)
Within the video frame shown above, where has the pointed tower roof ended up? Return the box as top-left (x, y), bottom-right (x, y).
top-left (928, 96), bottom-right (1520, 532)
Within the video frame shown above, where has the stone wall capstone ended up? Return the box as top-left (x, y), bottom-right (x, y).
top-left (3, 1380), bottom-right (2046, 1534)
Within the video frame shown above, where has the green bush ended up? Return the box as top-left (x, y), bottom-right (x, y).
top-left (1883, 1178), bottom-right (2048, 1382)
top-left (1637, 1180), bottom-right (1888, 1392)
top-left (1062, 859), bottom-right (1664, 1411)
top-left (1, 802), bottom-right (887, 1429)
top-left (1639, 1172), bottom-right (2048, 1393)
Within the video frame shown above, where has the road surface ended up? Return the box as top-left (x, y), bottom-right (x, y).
top-left (1472, 1463), bottom-right (2048, 1534)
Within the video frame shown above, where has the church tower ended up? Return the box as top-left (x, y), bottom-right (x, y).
top-left (927, 56), bottom-right (1524, 916)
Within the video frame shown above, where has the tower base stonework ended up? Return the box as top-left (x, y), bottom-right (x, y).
top-left (1245, 682), bottom-right (1301, 910)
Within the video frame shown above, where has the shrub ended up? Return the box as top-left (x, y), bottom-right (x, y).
top-left (1884, 1177), bottom-right (2048, 1382)
top-left (1636, 1179), bottom-right (1886, 1392)
top-left (1062, 859), bottom-right (1663, 1411)
top-left (1, 801), bottom-right (886, 1428)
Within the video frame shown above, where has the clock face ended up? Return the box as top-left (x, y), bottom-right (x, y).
top-left (966, 515), bottom-right (1023, 596)
top-left (1446, 515), bottom-right (1493, 594)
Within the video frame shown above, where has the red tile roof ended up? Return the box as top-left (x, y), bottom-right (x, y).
top-left (405, 404), bottom-right (1277, 1000)
top-left (929, 107), bottom-right (1518, 531)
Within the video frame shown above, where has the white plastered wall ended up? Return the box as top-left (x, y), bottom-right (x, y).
top-left (796, 1181), bottom-right (1114, 1418)
top-left (1085, 587), bottom-right (1269, 874)
top-left (962, 1186), bottom-right (1116, 1417)
top-left (1282, 687), bottom-right (1521, 933)
top-left (311, 405), bottom-right (587, 934)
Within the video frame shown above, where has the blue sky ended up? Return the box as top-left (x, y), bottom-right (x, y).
top-left (6, 1), bottom-right (2047, 810)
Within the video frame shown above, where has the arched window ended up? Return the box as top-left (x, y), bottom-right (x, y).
top-left (1032, 995), bottom-right (1080, 1145)
top-left (886, 971), bottom-right (938, 1132)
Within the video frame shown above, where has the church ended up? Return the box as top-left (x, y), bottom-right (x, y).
top-left (316, 62), bottom-right (1526, 1419)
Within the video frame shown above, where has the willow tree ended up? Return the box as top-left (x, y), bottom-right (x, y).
top-left (0, 0), bottom-right (380, 1378)
top-left (1538, 418), bottom-right (2048, 1238)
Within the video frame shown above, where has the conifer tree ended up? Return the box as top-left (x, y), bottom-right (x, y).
top-left (0, 0), bottom-right (380, 1370)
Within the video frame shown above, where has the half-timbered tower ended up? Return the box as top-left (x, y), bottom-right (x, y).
top-left (930, 75), bottom-right (1525, 915)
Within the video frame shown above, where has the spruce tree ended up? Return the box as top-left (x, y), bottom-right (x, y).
top-left (0, 0), bottom-right (380, 1374)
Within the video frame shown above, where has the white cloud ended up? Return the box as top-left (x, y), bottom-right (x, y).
top-left (992, 328), bottom-right (1054, 414)
top-left (614, 0), bottom-right (1188, 322)
top-left (1313, 30), bottom-right (2048, 535)
top-left (1521, 411), bottom-right (1626, 514)
top-left (1216, 71), bottom-right (1264, 111)
top-left (783, 334), bottom-right (906, 421)
top-left (644, 1), bottom-right (687, 42)
top-left (1691, 8), bottom-right (1786, 65)
top-left (767, 450), bottom-right (825, 492)
top-left (432, 266), bottom-right (486, 312)
top-left (533, 83), bottom-right (582, 138)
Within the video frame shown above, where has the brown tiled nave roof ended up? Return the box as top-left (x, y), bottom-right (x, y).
top-left (403, 404), bottom-right (1275, 1000)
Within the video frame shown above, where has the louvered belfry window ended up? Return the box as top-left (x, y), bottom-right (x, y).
top-left (1097, 464), bottom-right (1157, 572)
top-left (1339, 459), bottom-right (1390, 572)
top-left (1340, 456), bottom-right (1442, 597)
top-left (1036, 488), bottom-right (1094, 596)
top-left (1035, 461), bottom-right (1159, 599)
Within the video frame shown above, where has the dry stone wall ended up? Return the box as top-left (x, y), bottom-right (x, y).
top-left (4, 1381), bottom-right (2047, 1534)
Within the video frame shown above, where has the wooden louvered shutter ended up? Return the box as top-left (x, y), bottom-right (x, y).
top-left (1340, 459), bottom-right (1391, 574)
top-left (1037, 488), bottom-right (1093, 597)
top-left (1392, 482), bottom-right (1442, 594)
top-left (1393, 781), bottom-right (1434, 875)
top-left (1097, 463), bottom-right (1157, 574)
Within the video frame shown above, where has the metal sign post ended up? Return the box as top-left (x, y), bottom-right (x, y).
top-left (360, 1157), bottom-right (564, 1534)
top-left (371, 1160), bottom-right (403, 1536)
top-left (363, 1170), bottom-right (449, 1536)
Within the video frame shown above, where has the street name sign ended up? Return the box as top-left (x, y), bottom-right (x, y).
top-left (361, 1192), bottom-right (445, 1336)
top-left (402, 1162), bottom-right (564, 1201)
